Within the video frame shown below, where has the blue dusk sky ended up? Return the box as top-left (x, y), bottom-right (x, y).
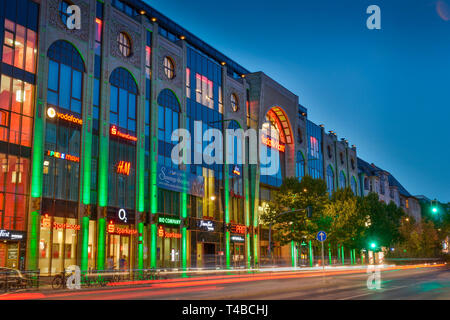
top-left (145, 0), bottom-right (450, 202)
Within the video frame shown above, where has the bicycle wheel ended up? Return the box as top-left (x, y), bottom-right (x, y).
top-left (52, 276), bottom-right (64, 290)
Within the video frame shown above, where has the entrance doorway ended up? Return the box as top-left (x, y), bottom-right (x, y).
top-left (0, 243), bottom-right (19, 268)
top-left (203, 243), bottom-right (216, 267)
top-left (107, 234), bottom-right (130, 271)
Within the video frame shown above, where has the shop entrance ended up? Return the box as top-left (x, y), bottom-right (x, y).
top-left (203, 243), bottom-right (216, 267)
top-left (231, 243), bottom-right (245, 268)
top-left (107, 234), bottom-right (130, 271)
top-left (0, 242), bottom-right (19, 269)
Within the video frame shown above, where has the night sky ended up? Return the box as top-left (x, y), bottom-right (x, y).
top-left (145, 0), bottom-right (450, 202)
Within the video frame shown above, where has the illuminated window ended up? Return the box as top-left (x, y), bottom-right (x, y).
top-left (186, 68), bottom-right (190, 98)
top-left (145, 46), bottom-right (151, 79)
top-left (118, 32), bottom-right (131, 57)
top-left (2, 19), bottom-right (37, 73)
top-left (231, 93), bottom-right (239, 112)
top-left (164, 56), bottom-right (175, 79)
top-left (310, 136), bottom-right (319, 158)
top-left (0, 75), bottom-right (34, 147)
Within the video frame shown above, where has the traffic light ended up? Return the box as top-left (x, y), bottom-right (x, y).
top-left (370, 242), bottom-right (376, 249)
top-left (431, 200), bottom-right (439, 214)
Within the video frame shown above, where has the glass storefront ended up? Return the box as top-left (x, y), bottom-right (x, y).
top-left (157, 225), bottom-right (181, 268)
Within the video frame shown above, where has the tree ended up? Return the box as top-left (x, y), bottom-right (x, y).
top-left (260, 176), bottom-right (329, 246)
top-left (358, 193), bottom-right (405, 249)
top-left (323, 188), bottom-right (366, 249)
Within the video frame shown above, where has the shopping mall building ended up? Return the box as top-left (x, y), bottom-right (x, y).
top-left (0, 0), bottom-right (363, 274)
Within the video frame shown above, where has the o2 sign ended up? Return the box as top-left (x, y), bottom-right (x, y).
top-left (118, 209), bottom-right (128, 223)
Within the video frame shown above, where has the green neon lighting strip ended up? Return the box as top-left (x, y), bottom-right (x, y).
top-left (150, 224), bottom-right (157, 268)
top-left (337, 244), bottom-right (341, 261)
top-left (97, 218), bottom-right (106, 270)
top-left (246, 234), bottom-right (251, 268)
top-left (253, 234), bottom-right (258, 266)
top-left (181, 192), bottom-right (187, 270)
top-left (291, 241), bottom-right (296, 268)
top-left (82, 129), bottom-right (92, 205)
top-left (225, 231), bottom-right (230, 269)
top-left (328, 243), bottom-right (332, 265)
top-left (30, 102), bottom-right (44, 198)
top-left (224, 160), bottom-right (230, 268)
top-left (138, 222), bottom-right (144, 270)
top-left (341, 246), bottom-right (345, 265)
top-left (80, 217), bottom-right (89, 272)
top-left (98, 133), bottom-right (109, 207)
top-left (309, 240), bottom-right (313, 267)
top-left (27, 211), bottom-right (40, 270)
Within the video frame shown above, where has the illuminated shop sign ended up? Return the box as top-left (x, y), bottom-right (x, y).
top-left (157, 226), bottom-right (182, 239)
top-left (232, 165), bottom-right (241, 176)
top-left (158, 216), bottom-right (181, 226)
top-left (230, 235), bottom-right (245, 243)
top-left (0, 229), bottom-right (26, 241)
top-left (261, 135), bottom-right (286, 152)
top-left (41, 214), bottom-right (80, 230)
top-left (110, 125), bottom-right (137, 142)
top-left (47, 107), bottom-right (83, 125)
top-left (47, 150), bottom-right (80, 163)
top-left (107, 221), bottom-right (137, 235)
top-left (118, 209), bottom-right (128, 223)
top-left (198, 220), bottom-right (215, 232)
top-left (230, 223), bottom-right (247, 235)
top-left (117, 161), bottom-right (131, 176)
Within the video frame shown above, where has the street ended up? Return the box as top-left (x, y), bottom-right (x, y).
top-left (1, 264), bottom-right (448, 300)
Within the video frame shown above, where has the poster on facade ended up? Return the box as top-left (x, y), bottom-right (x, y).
top-left (157, 164), bottom-right (204, 198)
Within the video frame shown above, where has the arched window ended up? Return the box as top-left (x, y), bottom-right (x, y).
top-left (296, 151), bottom-right (305, 182)
top-left (44, 40), bottom-right (85, 203)
top-left (47, 40), bottom-right (85, 114)
top-left (109, 67), bottom-right (138, 133)
top-left (339, 171), bottom-right (346, 189)
top-left (157, 89), bottom-right (180, 168)
top-left (326, 165), bottom-right (334, 195)
top-left (108, 68), bottom-right (138, 210)
top-left (351, 176), bottom-right (357, 195)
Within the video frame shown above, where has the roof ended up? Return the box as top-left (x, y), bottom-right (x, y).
top-left (357, 157), bottom-right (412, 197)
top-left (123, 0), bottom-right (250, 77)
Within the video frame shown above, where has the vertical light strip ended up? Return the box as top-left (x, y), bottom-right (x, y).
top-left (82, 129), bottom-right (92, 205)
top-left (341, 246), bottom-right (345, 265)
top-left (27, 211), bottom-right (40, 270)
top-left (181, 192), bottom-right (187, 270)
top-left (80, 216), bottom-right (89, 272)
top-left (224, 161), bottom-right (230, 268)
top-left (138, 222), bottom-right (144, 270)
top-left (31, 103), bottom-right (44, 198)
top-left (98, 134), bottom-right (109, 207)
top-left (96, 218), bottom-right (106, 270)
top-left (291, 241), bottom-right (296, 268)
top-left (328, 243), bottom-right (332, 265)
top-left (309, 240), bottom-right (313, 267)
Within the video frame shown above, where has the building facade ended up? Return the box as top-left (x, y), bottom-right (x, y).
top-left (0, 0), bottom-right (421, 273)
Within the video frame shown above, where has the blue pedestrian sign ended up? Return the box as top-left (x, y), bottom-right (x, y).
top-left (317, 231), bottom-right (327, 242)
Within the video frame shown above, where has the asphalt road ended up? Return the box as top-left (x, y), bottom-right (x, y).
top-left (2, 265), bottom-right (449, 300)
